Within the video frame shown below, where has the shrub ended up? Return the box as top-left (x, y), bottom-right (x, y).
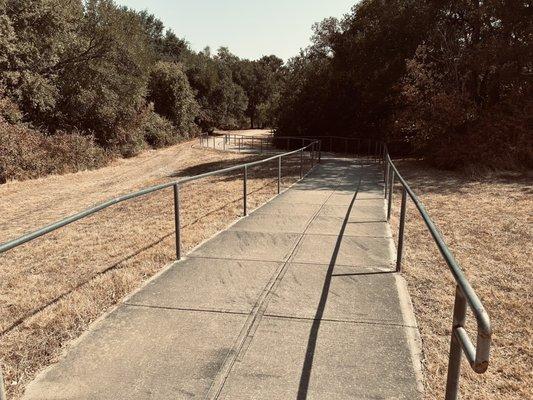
top-left (141, 109), bottom-right (179, 148)
top-left (0, 120), bottom-right (108, 183)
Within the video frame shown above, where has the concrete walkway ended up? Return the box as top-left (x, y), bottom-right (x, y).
top-left (24, 157), bottom-right (423, 400)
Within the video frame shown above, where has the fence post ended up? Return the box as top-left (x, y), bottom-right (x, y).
top-left (243, 166), bottom-right (247, 216)
top-left (173, 184), bottom-right (181, 260)
top-left (396, 187), bottom-right (407, 272)
top-left (384, 160), bottom-right (390, 199)
top-left (445, 287), bottom-right (467, 400)
top-left (299, 149), bottom-right (304, 178)
top-left (0, 367), bottom-right (5, 400)
top-left (387, 170), bottom-right (394, 221)
top-left (278, 157), bottom-right (281, 194)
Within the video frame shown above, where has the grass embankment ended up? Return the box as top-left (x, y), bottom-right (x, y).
top-left (388, 160), bottom-right (532, 400)
top-left (0, 139), bottom-right (312, 399)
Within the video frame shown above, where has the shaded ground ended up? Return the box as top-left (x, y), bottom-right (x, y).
top-left (0, 138), bottom-right (312, 398)
top-left (388, 159), bottom-right (532, 400)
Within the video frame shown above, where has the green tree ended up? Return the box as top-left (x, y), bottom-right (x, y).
top-left (148, 61), bottom-right (199, 134)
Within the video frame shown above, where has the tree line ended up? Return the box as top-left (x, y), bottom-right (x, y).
top-left (275, 0), bottom-right (531, 170)
top-left (0, 0), bottom-right (283, 181)
top-left (1, 0), bottom-right (530, 182)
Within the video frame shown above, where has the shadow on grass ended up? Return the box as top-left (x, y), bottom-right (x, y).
top-left (392, 159), bottom-right (533, 196)
top-left (0, 178), bottom-right (280, 337)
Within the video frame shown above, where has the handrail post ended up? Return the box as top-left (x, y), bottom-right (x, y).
top-left (445, 286), bottom-right (467, 400)
top-left (396, 187), bottom-right (407, 272)
top-left (243, 165), bottom-right (247, 216)
top-left (0, 367), bottom-right (5, 400)
top-left (384, 159), bottom-right (390, 199)
top-left (300, 149), bottom-right (303, 179)
top-left (278, 157), bottom-right (281, 194)
top-left (387, 170), bottom-right (394, 221)
top-left (173, 184), bottom-right (181, 260)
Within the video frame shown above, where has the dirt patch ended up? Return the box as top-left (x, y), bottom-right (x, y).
top-left (0, 139), bottom-right (314, 398)
top-left (388, 159), bottom-right (532, 400)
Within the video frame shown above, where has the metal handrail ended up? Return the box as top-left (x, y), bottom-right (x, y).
top-left (383, 145), bottom-right (491, 400)
top-left (0, 141), bottom-right (320, 256)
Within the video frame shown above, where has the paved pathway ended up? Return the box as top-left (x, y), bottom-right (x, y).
top-left (24, 157), bottom-right (423, 400)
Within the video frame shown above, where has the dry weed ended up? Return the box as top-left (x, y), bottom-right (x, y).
top-left (389, 160), bottom-right (532, 400)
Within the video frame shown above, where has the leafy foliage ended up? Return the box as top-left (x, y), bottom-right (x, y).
top-left (275, 0), bottom-right (531, 170)
top-left (0, 0), bottom-right (284, 180)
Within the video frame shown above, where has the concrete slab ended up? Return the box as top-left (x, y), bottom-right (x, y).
top-left (276, 189), bottom-right (333, 204)
top-left (23, 157), bottom-right (422, 400)
top-left (292, 234), bottom-right (395, 267)
top-left (218, 316), bottom-right (421, 400)
top-left (24, 306), bottom-right (247, 400)
top-left (324, 191), bottom-right (357, 206)
top-left (229, 212), bottom-right (312, 234)
top-left (318, 203), bottom-right (386, 222)
top-left (252, 201), bottom-right (322, 217)
top-left (126, 258), bottom-right (281, 313)
top-left (306, 217), bottom-right (391, 237)
top-left (266, 263), bottom-right (403, 324)
top-left (188, 230), bottom-right (301, 262)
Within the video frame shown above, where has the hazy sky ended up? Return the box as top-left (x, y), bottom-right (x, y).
top-left (116, 0), bottom-right (356, 61)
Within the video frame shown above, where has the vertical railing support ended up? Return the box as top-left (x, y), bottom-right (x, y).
top-left (0, 367), bottom-right (5, 400)
top-left (173, 184), bottom-right (181, 260)
top-left (396, 187), bottom-right (407, 272)
top-left (387, 170), bottom-right (394, 221)
top-left (445, 287), bottom-right (467, 400)
top-left (243, 165), bottom-right (248, 216)
top-left (278, 156), bottom-right (281, 194)
top-left (384, 159), bottom-right (390, 199)
top-left (300, 149), bottom-right (303, 179)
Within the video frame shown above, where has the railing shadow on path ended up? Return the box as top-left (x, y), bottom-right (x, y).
top-left (296, 177), bottom-right (396, 399)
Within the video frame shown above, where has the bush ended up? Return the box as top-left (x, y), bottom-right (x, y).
top-left (142, 109), bottom-right (179, 148)
top-left (148, 62), bottom-right (199, 134)
top-left (0, 120), bottom-right (108, 183)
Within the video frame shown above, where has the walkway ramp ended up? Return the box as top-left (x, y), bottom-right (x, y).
top-left (24, 158), bottom-right (423, 400)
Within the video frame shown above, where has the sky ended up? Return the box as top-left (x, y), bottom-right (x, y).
top-left (115, 0), bottom-right (356, 61)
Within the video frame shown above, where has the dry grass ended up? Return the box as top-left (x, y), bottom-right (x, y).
top-left (0, 138), bottom-right (314, 399)
top-left (388, 160), bottom-right (532, 400)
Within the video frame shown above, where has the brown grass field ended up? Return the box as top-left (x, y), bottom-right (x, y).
top-left (0, 136), bottom-right (312, 398)
top-left (389, 160), bottom-right (532, 400)
top-left (0, 143), bottom-right (530, 399)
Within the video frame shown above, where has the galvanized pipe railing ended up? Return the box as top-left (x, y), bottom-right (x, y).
top-left (383, 145), bottom-right (491, 400)
top-left (0, 141), bottom-right (320, 257)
